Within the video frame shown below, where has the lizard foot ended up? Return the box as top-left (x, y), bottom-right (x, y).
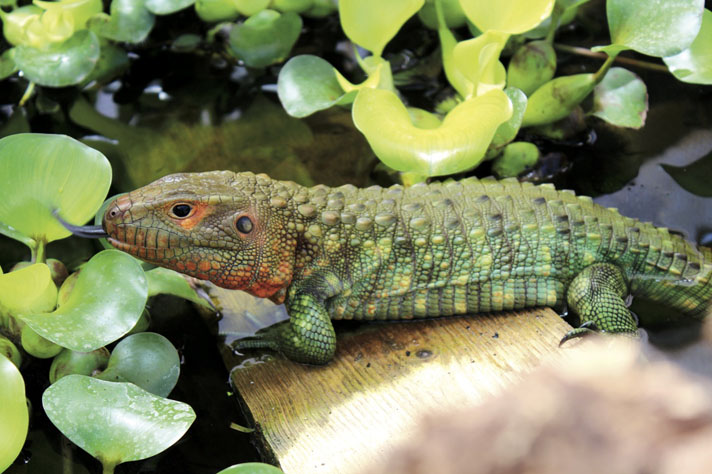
top-left (231, 321), bottom-right (287, 355)
top-left (559, 321), bottom-right (599, 346)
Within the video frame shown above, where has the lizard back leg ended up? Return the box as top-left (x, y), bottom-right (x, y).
top-left (233, 291), bottom-right (336, 365)
top-left (562, 263), bottom-right (637, 343)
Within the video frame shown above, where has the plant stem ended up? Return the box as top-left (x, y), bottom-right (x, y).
top-left (554, 44), bottom-right (669, 73)
top-left (31, 240), bottom-right (46, 264)
top-left (592, 53), bottom-right (617, 83)
top-left (19, 81), bottom-right (36, 107)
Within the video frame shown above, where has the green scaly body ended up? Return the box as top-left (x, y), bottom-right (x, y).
top-left (103, 171), bottom-right (712, 364)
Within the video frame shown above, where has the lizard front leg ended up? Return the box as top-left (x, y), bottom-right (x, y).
top-left (561, 263), bottom-right (638, 343)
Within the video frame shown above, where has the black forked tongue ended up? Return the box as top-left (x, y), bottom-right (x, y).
top-left (53, 210), bottom-right (109, 239)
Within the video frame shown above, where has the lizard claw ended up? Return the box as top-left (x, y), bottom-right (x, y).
top-left (559, 321), bottom-right (599, 346)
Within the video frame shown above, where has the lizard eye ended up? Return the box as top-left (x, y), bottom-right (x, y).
top-left (170, 203), bottom-right (193, 218)
top-left (235, 215), bottom-right (253, 234)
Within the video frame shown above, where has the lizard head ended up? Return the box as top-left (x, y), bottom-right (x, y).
top-left (103, 171), bottom-right (298, 300)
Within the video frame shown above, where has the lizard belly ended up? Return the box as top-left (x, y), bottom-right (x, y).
top-left (327, 277), bottom-right (566, 321)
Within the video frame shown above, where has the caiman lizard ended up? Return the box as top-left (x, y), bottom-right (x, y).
top-left (65, 171), bottom-right (712, 364)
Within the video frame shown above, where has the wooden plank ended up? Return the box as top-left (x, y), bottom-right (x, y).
top-left (207, 286), bottom-right (573, 474)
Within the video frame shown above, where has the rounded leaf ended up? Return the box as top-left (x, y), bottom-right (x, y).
top-left (195, 0), bottom-right (239, 22)
top-left (521, 73), bottom-right (595, 127)
top-left (50, 347), bottom-right (111, 383)
top-left (418, 0), bottom-right (466, 29)
top-left (353, 88), bottom-right (512, 176)
top-left (277, 55), bottom-right (347, 118)
top-left (234, 0), bottom-right (270, 16)
top-left (0, 353), bottom-right (28, 473)
top-left (88, 0), bottom-right (155, 44)
top-left (460, 0), bottom-right (554, 34)
top-left (146, 267), bottom-right (211, 308)
top-left (452, 30), bottom-right (508, 97)
top-left (607, 0), bottom-right (704, 57)
top-left (218, 463), bottom-right (284, 474)
top-left (0, 133), bottom-right (111, 244)
top-left (20, 250), bottom-right (148, 352)
top-left (592, 67), bottom-right (648, 129)
top-left (14, 29), bottom-right (100, 87)
top-left (490, 86), bottom-right (527, 150)
top-left (21, 324), bottom-right (63, 359)
top-left (0, 263), bottom-right (57, 315)
top-left (338, 0), bottom-right (424, 57)
top-left (507, 40), bottom-right (556, 96)
top-left (492, 141), bottom-right (540, 178)
top-left (228, 10), bottom-right (302, 68)
top-left (42, 375), bottom-right (195, 468)
top-left (663, 8), bottom-right (712, 84)
top-left (145, 0), bottom-right (195, 15)
top-left (96, 332), bottom-right (180, 397)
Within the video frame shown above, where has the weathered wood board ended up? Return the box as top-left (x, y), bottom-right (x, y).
top-left (209, 286), bottom-right (573, 474)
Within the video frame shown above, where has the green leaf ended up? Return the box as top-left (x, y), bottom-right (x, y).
top-left (42, 375), bottom-right (195, 470)
top-left (0, 263), bottom-right (57, 315)
top-left (0, 48), bottom-right (18, 80)
top-left (661, 150), bottom-right (712, 197)
top-left (338, 0), bottom-right (424, 57)
top-left (663, 8), bottom-right (712, 84)
top-left (89, 0), bottom-right (155, 43)
top-left (0, 335), bottom-right (21, 368)
top-left (592, 67), bottom-right (647, 129)
top-left (234, 0), bottom-right (270, 16)
top-left (418, 0), bottom-right (466, 29)
top-left (20, 250), bottom-right (148, 352)
top-left (83, 40), bottom-right (130, 84)
top-left (271, 0), bottom-right (311, 12)
top-left (21, 324), bottom-right (63, 358)
top-left (0, 133), bottom-right (111, 245)
top-left (490, 86), bottom-right (527, 150)
top-left (217, 463), bottom-right (284, 474)
top-left (13, 29), bottom-right (100, 87)
top-left (352, 88), bottom-right (512, 176)
top-left (195, 0), bottom-right (240, 22)
top-left (277, 55), bottom-right (349, 118)
top-left (521, 73), bottom-right (595, 127)
top-left (459, 0), bottom-right (554, 34)
top-left (50, 348), bottom-right (111, 383)
top-left (0, 353), bottom-right (28, 473)
top-left (145, 0), bottom-right (195, 15)
top-left (607, 0), bottom-right (704, 57)
top-left (96, 332), bottom-right (180, 397)
top-left (146, 267), bottom-right (211, 308)
top-left (492, 141), bottom-right (540, 178)
top-left (507, 40), bottom-right (557, 96)
top-left (452, 30), bottom-right (508, 97)
top-left (228, 10), bottom-right (302, 68)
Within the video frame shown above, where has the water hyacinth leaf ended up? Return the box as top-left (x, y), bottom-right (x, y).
top-left (353, 88), bottom-right (512, 176)
top-left (42, 375), bottom-right (195, 470)
top-left (13, 30), bottom-right (100, 87)
top-left (418, 0), bottom-right (466, 29)
top-left (664, 8), bottom-right (712, 84)
top-left (490, 87), bottom-right (527, 150)
top-left (20, 250), bottom-right (147, 352)
top-left (0, 335), bottom-right (21, 368)
top-left (338, 0), bottom-right (424, 57)
top-left (195, 0), bottom-right (240, 22)
top-left (1, 5), bottom-right (43, 46)
top-left (271, 0), bottom-right (312, 12)
top-left (0, 133), bottom-right (111, 245)
top-left (407, 107), bottom-right (442, 129)
top-left (492, 141), bottom-right (540, 178)
top-left (452, 31), bottom-right (508, 97)
top-left (228, 10), bottom-right (302, 68)
top-left (592, 67), bottom-right (647, 129)
top-left (21, 324), bottom-right (63, 358)
top-left (607, 0), bottom-right (704, 57)
top-left (335, 56), bottom-right (393, 93)
top-left (0, 48), bottom-right (17, 80)
top-left (217, 463), bottom-right (284, 474)
top-left (0, 353), bottom-right (28, 473)
top-left (460, 0), bottom-right (554, 34)
top-left (145, 0), bottom-right (194, 15)
top-left (89, 0), bottom-right (155, 43)
top-left (521, 73), bottom-right (595, 127)
top-left (50, 348), bottom-right (111, 383)
top-left (96, 332), bottom-right (180, 397)
top-left (662, 151), bottom-right (712, 197)
top-left (0, 263), bottom-right (57, 315)
top-left (507, 40), bottom-right (557, 96)
top-left (82, 41), bottom-right (130, 84)
top-left (146, 267), bottom-right (211, 308)
top-left (234, 0), bottom-right (270, 16)
top-left (277, 55), bottom-right (348, 118)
